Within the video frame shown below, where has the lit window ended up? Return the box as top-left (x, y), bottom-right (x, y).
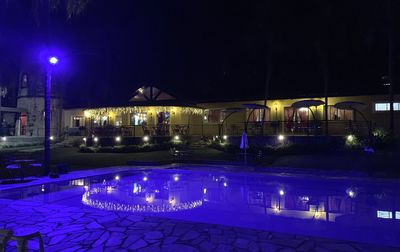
top-left (204, 109), bottom-right (224, 123)
top-left (131, 113), bottom-right (147, 126)
top-left (396, 211), bottom-right (400, 220)
top-left (377, 210), bottom-right (392, 219)
top-left (374, 103), bottom-right (400, 111)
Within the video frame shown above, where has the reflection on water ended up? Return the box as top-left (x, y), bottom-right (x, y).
top-left (79, 171), bottom-right (400, 224)
top-left (1, 169), bottom-right (400, 246)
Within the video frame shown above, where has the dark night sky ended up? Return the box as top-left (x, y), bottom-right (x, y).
top-left (0, 1), bottom-right (399, 108)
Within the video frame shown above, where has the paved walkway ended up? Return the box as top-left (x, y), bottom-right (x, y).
top-left (0, 199), bottom-right (398, 252)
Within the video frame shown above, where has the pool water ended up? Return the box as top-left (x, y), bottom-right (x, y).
top-left (1, 168), bottom-right (400, 247)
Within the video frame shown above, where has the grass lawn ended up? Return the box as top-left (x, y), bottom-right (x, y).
top-left (1, 144), bottom-right (399, 179)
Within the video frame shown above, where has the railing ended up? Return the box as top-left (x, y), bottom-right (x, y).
top-left (1, 127), bottom-right (60, 137)
top-left (75, 120), bottom-right (372, 138)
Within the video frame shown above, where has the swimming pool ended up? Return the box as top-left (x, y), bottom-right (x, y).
top-left (1, 167), bottom-right (400, 247)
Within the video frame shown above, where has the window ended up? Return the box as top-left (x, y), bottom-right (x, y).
top-left (374, 103), bottom-right (400, 112)
top-left (72, 116), bottom-right (85, 127)
top-left (327, 106), bottom-right (354, 120)
top-left (115, 115), bottom-right (122, 126)
top-left (396, 211), bottom-right (400, 220)
top-left (131, 113), bottom-right (147, 126)
top-left (377, 210), bottom-right (392, 219)
top-left (204, 109), bottom-right (223, 123)
top-left (247, 108), bottom-right (271, 122)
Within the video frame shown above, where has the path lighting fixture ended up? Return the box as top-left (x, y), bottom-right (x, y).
top-left (1, 136), bottom-right (6, 141)
top-left (203, 188), bottom-right (207, 194)
top-left (143, 135), bottom-right (149, 142)
top-left (115, 136), bottom-right (121, 142)
top-left (173, 176), bottom-right (179, 182)
top-left (223, 135), bottom-right (228, 140)
top-left (174, 135), bottom-right (180, 141)
top-left (278, 134), bottom-right (285, 141)
top-left (83, 137), bottom-right (87, 142)
top-left (93, 137), bottom-right (99, 143)
top-left (143, 176), bottom-right (148, 181)
top-left (49, 136), bottom-right (54, 141)
top-left (115, 175), bottom-right (120, 181)
top-left (223, 182), bottom-right (228, 187)
top-left (347, 134), bottom-right (355, 142)
top-left (279, 189), bottom-right (285, 196)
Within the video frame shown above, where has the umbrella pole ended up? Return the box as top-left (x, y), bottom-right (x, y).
top-left (244, 148), bottom-right (247, 164)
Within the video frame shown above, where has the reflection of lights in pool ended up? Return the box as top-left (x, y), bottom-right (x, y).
top-left (145, 194), bottom-right (154, 203)
top-left (115, 175), bottom-right (120, 181)
top-left (173, 176), bottom-right (179, 182)
top-left (82, 187), bottom-right (203, 213)
top-left (279, 190), bottom-right (285, 196)
top-left (106, 186), bottom-right (113, 193)
top-left (143, 176), bottom-right (148, 181)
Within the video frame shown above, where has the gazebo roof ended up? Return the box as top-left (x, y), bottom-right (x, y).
top-left (334, 101), bottom-right (367, 110)
top-left (291, 99), bottom-right (325, 108)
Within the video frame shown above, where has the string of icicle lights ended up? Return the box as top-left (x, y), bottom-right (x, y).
top-left (82, 188), bottom-right (203, 213)
top-left (84, 106), bottom-right (203, 118)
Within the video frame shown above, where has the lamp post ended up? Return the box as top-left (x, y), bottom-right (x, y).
top-left (45, 56), bottom-right (59, 178)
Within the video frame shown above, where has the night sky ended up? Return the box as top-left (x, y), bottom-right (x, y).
top-left (0, 1), bottom-right (399, 108)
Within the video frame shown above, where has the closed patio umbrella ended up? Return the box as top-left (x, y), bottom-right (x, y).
top-left (240, 130), bottom-right (249, 164)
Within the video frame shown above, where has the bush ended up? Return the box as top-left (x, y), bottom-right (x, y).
top-left (78, 141), bottom-right (188, 153)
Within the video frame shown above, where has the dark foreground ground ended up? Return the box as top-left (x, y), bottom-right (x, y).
top-left (1, 144), bottom-right (399, 179)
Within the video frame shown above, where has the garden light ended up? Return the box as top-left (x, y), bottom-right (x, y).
top-left (278, 134), bottom-right (285, 141)
top-left (174, 135), bottom-right (180, 141)
top-left (115, 175), bottom-right (120, 181)
top-left (279, 189), bottom-right (285, 196)
top-left (115, 136), bottom-right (121, 142)
top-left (94, 137), bottom-right (98, 143)
top-left (1, 136), bottom-right (6, 141)
top-left (223, 135), bottom-right (228, 140)
top-left (49, 136), bottom-right (54, 141)
top-left (143, 135), bottom-right (149, 142)
top-left (347, 134), bottom-right (354, 142)
top-left (83, 137), bottom-right (87, 142)
top-left (143, 176), bottom-right (148, 181)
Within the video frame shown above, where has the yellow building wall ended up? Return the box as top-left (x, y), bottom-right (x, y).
top-left (199, 94), bottom-right (400, 136)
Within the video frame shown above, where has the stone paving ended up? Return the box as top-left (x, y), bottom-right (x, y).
top-left (0, 199), bottom-right (398, 252)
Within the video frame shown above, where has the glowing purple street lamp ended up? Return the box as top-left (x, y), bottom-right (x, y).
top-left (45, 56), bottom-right (59, 178)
